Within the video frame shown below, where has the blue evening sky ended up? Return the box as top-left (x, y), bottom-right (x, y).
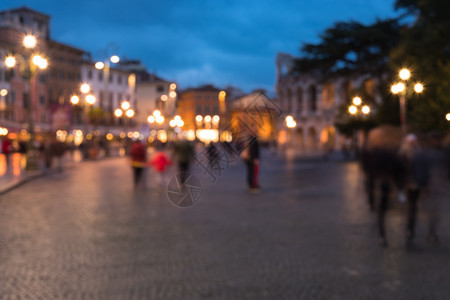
top-left (0, 0), bottom-right (399, 93)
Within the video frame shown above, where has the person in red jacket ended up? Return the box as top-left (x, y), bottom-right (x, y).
top-left (147, 151), bottom-right (172, 186)
top-left (1, 137), bottom-right (12, 166)
top-left (129, 139), bottom-right (147, 189)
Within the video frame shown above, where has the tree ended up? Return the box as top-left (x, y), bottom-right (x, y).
top-left (390, 0), bottom-right (450, 131)
top-left (292, 19), bottom-right (401, 80)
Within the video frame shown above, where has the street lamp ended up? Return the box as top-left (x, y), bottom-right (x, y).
top-left (4, 34), bottom-right (48, 170)
top-left (70, 83), bottom-right (96, 158)
top-left (391, 68), bottom-right (424, 134)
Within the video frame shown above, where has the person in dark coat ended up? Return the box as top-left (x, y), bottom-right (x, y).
top-left (242, 135), bottom-right (260, 193)
top-left (399, 134), bottom-right (430, 244)
top-left (172, 139), bottom-right (195, 184)
top-left (129, 139), bottom-right (147, 189)
top-left (362, 146), bottom-right (405, 247)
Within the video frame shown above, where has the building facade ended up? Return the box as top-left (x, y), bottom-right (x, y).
top-left (275, 52), bottom-right (382, 154)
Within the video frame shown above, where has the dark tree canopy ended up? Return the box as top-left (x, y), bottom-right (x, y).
top-left (292, 19), bottom-right (401, 80)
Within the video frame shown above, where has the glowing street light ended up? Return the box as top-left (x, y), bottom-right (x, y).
top-left (352, 96), bottom-right (362, 106)
top-left (391, 67), bottom-right (424, 133)
top-left (4, 34), bottom-right (48, 170)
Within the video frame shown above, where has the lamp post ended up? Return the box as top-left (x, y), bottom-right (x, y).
top-left (391, 68), bottom-right (424, 134)
top-left (5, 34), bottom-right (48, 170)
top-left (114, 100), bottom-right (134, 153)
top-left (95, 53), bottom-right (120, 129)
top-left (71, 83), bottom-right (96, 159)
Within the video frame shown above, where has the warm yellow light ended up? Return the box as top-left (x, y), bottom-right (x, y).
top-left (397, 82), bottom-right (405, 93)
top-left (121, 101), bottom-right (130, 110)
top-left (80, 83), bottom-right (90, 94)
top-left (32, 55), bottom-right (45, 68)
top-left (399, 68), bottom-right (411, 80)
top-left (156, 115), bottom-right (164, 124)
top-left (169, 120), bottom-right (176, 127)
top-left (176, 120), bottom-right (184, 127)
top-left (170, 83), bottom-right (177, 90)
top-left (126, 109), bottom-right (134, 118)
top-left (70, 95), bottom-right (80, 105)
top-left (0, 89), bottom-right (8, 97)
top-left (153, 110), bottom-right (161, 117)
top-left (348, 105), bottom-right (357, 114)
top-left (204, 115), bottom-right (212, 122)
top-left (285, 115), bottom-right (294, 123)
top-left (169, 91), bottom-right (177, 98)
top-left (106, 133), bottom-right (114, 141)
top-left (86, 94), bottom-right (96, 105)
top-left (352, 96), bottom-right (362, 106)
top-left (95, 62), bottom-right (104, 69)
top-left (195, 115), bottom-right (203, 122)
top-left (110, 55), bottom-right (120, 63)
top-left (114, 108), bottom-right (123, 117)
top-left (75, 130), bottom-right (83, 137)
top-left (147, 115), bottom-right (155, 123)
top-left (219, 91), bottom-right (226, 102)
top-left (174, 115), bottom-right (181, 122)
top-left (23, 35), bottom-right (37, 49)
top-left (38, 57), bottom-right (48, 69)
top-left (5, 56), bottom-right (16, 68)
top-left (212, 115), bottom-right (220, 123)
top-left (362, 105), bottom-right (370, 114)
top-left (446, 113), bottom-right (450, 121)
top-left (414, 83), bottom-right (424, 93)
top-left (161, 95), bottom-right (168, 101)
top-left (287, 120), bottom-right (296, 128)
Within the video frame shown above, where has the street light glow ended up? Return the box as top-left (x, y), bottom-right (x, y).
top-left (169, 91), bottom-right (177, 98)
top-left (348, 105), bottom-right (357, 114)
top-left (70, 95), bottom-right (80, 105)
top-left (125, 109), bottom-right (134, 118)
top-left (161, 95), bottom-right (168, 101)
top-left (32, 55), bottom-right (47, 69)
top-left (110, 55), bottom-right (120, 63)
top-left (399, 68), bottom-right (411, 80)
top-left (196, 115), bottom-right (203, 122)
top-left (86, 94), bottom-right (96, 105)
top-left (121, 101), bottom-right (130, 110)
top-left (5, 56), bottom-right (16, 68)
top-left (153, 110), bottom-right (161, 117)
top-left (170, 83), bottom-right (177, 90)
top-left (362, 105), bottom-right (371, 114)
top-left (114, 108), bottom-right (123, 117)
top-left (95, 62), bottom-right (104, 69)
top-left (0, 89), bottom-right (8, 97)
top-left (446, 113), bottom-right (450, 121)
top-left (23, 35), bottom-right (37, 49)
top-left (80, 83), bottom-right (91, 94)
top-left (147, 115), bottom-right (155, 123)
top-left (285, 115), bottom-right (294, 123)
top-left (414, 83), bottom-right (424, 93)
top-left (352, 97), bottom-right (362, 106)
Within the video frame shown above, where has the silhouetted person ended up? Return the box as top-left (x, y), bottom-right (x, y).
top-left (363, 146), bottom-right (405, 247)
top-left (172, 139), bottom-right (195, 185)
top-left (129, 139), bottom-right (147, 189)
top-left (399, 134), bottom-right (430, 245)
top-left (241, 135), bottom-right (260, 193)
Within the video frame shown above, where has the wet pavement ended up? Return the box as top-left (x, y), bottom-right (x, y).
top-left (0, 149), bottom-right (449, 299)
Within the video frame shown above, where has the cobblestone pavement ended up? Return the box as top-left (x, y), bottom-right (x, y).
top-left (0, 151), bottom-right (449, 299)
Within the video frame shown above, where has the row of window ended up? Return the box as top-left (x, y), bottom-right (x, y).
top-left (196, 105), bottom-right (219, 115)
top-left (86, 70), bottom-right (126, 85)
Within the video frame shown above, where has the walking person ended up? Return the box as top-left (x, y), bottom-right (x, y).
top-left (399, 134), bottom-right (430, 245)
top-left (1, 137), bottom-right (12, 167)
top-left (129, 139), bottom-right (147, 189)
top-left (172, 139), bottom-right (195, 185)
top-left (241, 134), bottom-right (260, 193)
top-left (147, 150), bottom-right (172, 186)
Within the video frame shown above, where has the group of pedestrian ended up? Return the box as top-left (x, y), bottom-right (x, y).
top-left (361, 129), bottom-right (449, 247)
top-left (128, 133), bottom-right (262, 193)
